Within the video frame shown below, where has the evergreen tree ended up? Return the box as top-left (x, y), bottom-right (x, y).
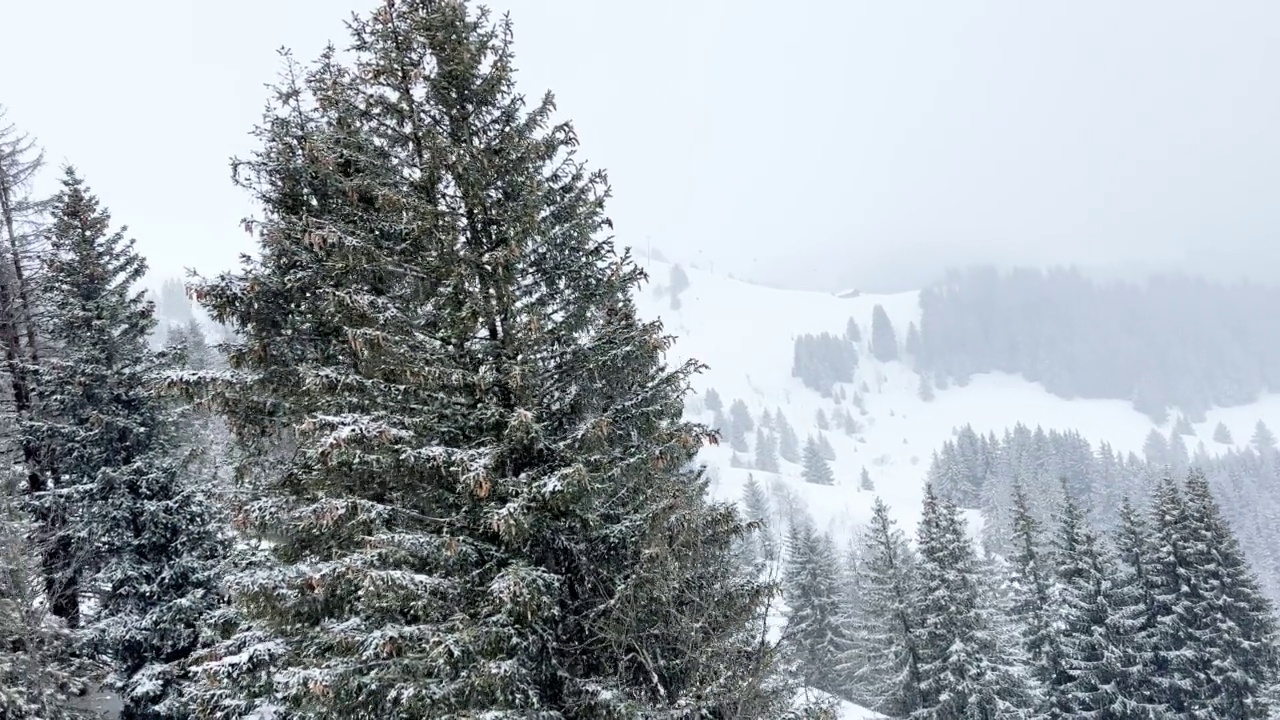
top-left (816, 432), bottom-right (836, 462)
top-left (1053, 489), bottom-right (1134, 718)
top-left (31, 170), bottom-right (228, 719)
top-left (846, 317), bottom-right (861, 343)
top-left (711, 407), bottom-right (727, 437)
top-left (1167, 431), bottom-right (1190, 477)
top-left (802, 438), bottom-right (835, 486)
top-left (905, 321), bottom-right (921, 357)
top-left (1180, 471), bottom-right (1278, 717)
top-left (1172, 414), bottom-right (1194, 436)
top-left (1142, 429), bottom-right (1169, 467)
top-left (155, 277), bottom-right (195, 326)
top-left (1213, 421), bottom-right (1234, 444)
top-left (181, 5), bottom-right (784, 716)
top-left (703, 386), bottom-right (723, 414)
top-left (911, 484), bottom-right (1033, 719)
top-left (782, 520), bottom-right (848, 697)
top-left (848, 498), bottom-right (922, 717)
top-left (755, 428), bottom-right (780, 473)
top-left (1109, 497), bottom-right (1166, 717)
top-left (1143, 477), bottom-right (1203, 714)
top-left (792, 332), bottom-right (857, 395)
top-left (870, 304), bottom-right (898, 362)
top-left (0, 109), bottom-right (59, 633)
top-left (165, 319), bottom-right (217, 371)
top-left (1007, 484), bottom-right (1067, 716)
top-left (815, 408), bottom-right (829, 431)
top-left (0, 492), bottom-right (93, 720)
top-left (742, 474), bottom-right (777, 563)
top-left (776, 409), bottom-right (801, 463)
top-left (918, 374), bottom-right (935, 402)
top-left (729, 398), bottom-right (754, 452)
top-left (1251, 420), bottom-right (1277, 453)
top-left (832, 538), bottom-right (864, 698)
top-left (859, 467), bottom-right (874, 492)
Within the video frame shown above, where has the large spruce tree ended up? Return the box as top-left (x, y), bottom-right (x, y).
top-left (1180, 471), bottom-right (1277, 717)
top-left (29, 169), bottom-right (227, 719)
top-left (848, 498), bottom-right (922, 717)
top-left (1052, 489), bottom-right (1134, 718)
top-left (911, 484), bottom-right (1033, 719)
top-left (182, 2), bottom-right (783, 717)
top-left (1108, 497), bottom-right (1168, 718)
top-left (781, 520), bottom-right (849, 698)
top-left (1007, 484), bottom-right (1068, 717)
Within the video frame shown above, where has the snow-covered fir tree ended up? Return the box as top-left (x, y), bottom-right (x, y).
top-left (832, 536), bottom-right (863, 696)
top-left (165, 319), bottom-right (218, 371)
top-left (703, 386), bottom-right (723, 414)
top-left (729, 397), bottom-right (755, 452)
top-left (742, 474), bottom-right (777, 564)
top-left (1142, 477), bottom-right (1205, 714)
top-left (728, 402), bottom-right (751, 452)
top-left (1172, 414), bottom-right (1194, 436)
top-left (859, 467), bottom-right (874, 492)
top-left (0, 489), bottom-right (94, 720)
top-left (178, 3), bottom-right (786, 716)
top-left (29, 169), bottom-right (227, 719)
top-left (816, 432), bottom-right (836, 462)
top-left (911, 484), bottom-right (1034, 719)
top-left (777, 409), bottom-right (801, 463)
top-left (870, 304), bottom-right (898, 362)
top-left (848, 498), bottom-right (922, 717)
top-left (1142, 429), bottom-right (1169, 467)
top-left (905, 321), bottom-right (921, 358)
top-left (1052, 489), bottom-right (1134, 717)
top-left (1252, 420), bottom-right (1278, 457)
top-left (755, 428), bottom-right (781, 472)
top-left (845, 316), bottom-right (861, 343)
top-left (1213, 421), bottom-right (1234, 444)
top-left (802, 437), bottom-right (835, 486)
top-left (1179, 471), bottom-right (1278, 717)
top-left (918, 374), bottom-right (936, 402)
top-left (1108, 496), bottom-right (1168, 718)
top-left (1007, 484), bottom-right (1068, 716)
top-left (782, 517), bottom-right (850, 698)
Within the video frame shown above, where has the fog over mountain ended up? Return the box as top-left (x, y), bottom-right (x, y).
top-left (4, 0), bottom-right (1280, 291)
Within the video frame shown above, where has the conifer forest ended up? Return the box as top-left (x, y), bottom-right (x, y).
top-left (2, 1), bottom-right (1280, 719)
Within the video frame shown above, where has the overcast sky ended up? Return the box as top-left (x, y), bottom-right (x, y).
top-left (3, 0), bottom-right (1279, 292)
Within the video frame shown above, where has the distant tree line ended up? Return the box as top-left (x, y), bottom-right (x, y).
top-left (792, 332), bottom-right (858, 395)
top-left (916, 266), bottom-right (1280, 421)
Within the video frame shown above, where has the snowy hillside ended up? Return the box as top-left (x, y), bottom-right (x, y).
top-left (634, 257), bottom-right (1280, 541)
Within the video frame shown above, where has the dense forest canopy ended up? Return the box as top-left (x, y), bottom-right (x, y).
top-left (917, 266), bottom-right (1280, 421)
top-left (927, 421), bottom-right (1280, 603)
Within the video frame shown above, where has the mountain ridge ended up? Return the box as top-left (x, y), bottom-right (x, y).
top-left (634, 257), bottom-right (1280, 541)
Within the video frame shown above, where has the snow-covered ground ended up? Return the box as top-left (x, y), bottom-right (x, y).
top-left (635, 257), bottom-right (1280, 541)
top-left (792, 687), bottom-right (888, 719)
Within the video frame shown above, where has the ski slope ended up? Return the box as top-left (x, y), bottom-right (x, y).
top-left (634, 257), bottom-right (1280, 541)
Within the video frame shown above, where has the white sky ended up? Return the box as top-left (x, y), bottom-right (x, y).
top-left (3, 0), bottom-right (1279, 291)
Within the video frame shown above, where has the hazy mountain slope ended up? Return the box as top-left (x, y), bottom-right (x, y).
top-left (635, 257), bottom-right (1280, 540)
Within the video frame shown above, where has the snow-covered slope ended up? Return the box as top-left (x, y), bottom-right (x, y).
top-left (634, 257), bottom-right (1280, 540)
